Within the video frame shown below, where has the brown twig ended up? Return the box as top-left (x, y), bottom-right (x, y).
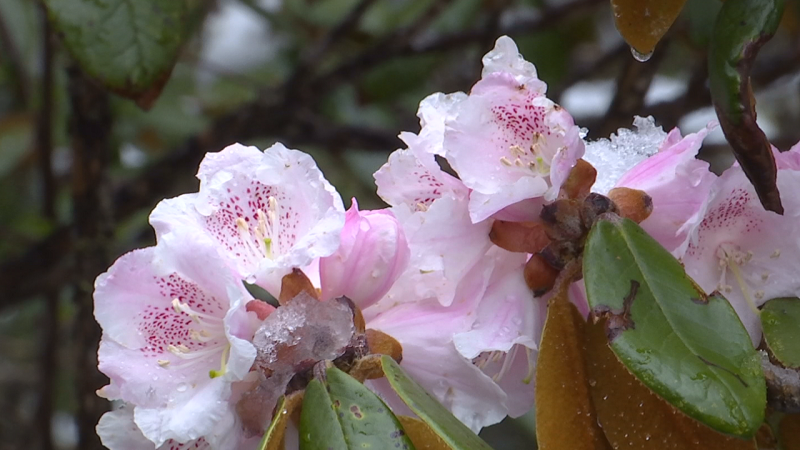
top-left (551, 42), bottom-right (628, 104)
top-left (0, 105), bottom-right (399, 310)
top-left (592, 40), bottom-right (668, 138)
top-left (67, 65), bottom-right (113, 450)
top-left (34, 5), bottom-right (57, 450)
top-left (314, 0), bottom-right (605, 89)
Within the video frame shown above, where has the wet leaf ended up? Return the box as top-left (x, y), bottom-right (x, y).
top-left (300, 377), bottom-right (347, 450)
top-left (397, 416), bottom-right (452, 450)
top-left (43, 0), bottom-right (205, 108)
top-left (709, 0), bottom-right (786, 213)
top-left (258, 392), bottom-right (304, 450)
top-left (610, 0), bottom-right (688, 57)
top-left (299, 365), bottom-right (415, 450)
top-left (380, 356), bottom-right (493, 450)
top-left (584, 214), bottom-right (766, 437)
top-left (535, 291), bottom-right (612, 450)
top-left (584, 318), bottom-right (757, 449)
top-left (761, 298), bottom-right (800, 368)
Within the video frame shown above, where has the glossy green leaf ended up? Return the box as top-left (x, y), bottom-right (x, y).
top-left (583, 214), bottom-right (766, 438)
top-left (43, 0), bottom-right (205, 108)
top-left (708, 0), bottom-right (786, 213)
top-left (300, 378), bottom-right (347, 450)
top-left (381, 355), bottom-right (493, 450)
top-left (761, 298), bottom-right (800, 369)
top-left (299, 366), bottom-right (415, 450)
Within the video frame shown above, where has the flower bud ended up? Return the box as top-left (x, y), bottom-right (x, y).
top-left (320, 200), bottom-right (410, 309)
top-left (608, 187), bottom-right (653, 223)
top-left (489, 219), bottom-right (550, 254)
top-left (561, 159), bottom-right (597, 199)
top-left (524, 253), bottom-right (560, 297)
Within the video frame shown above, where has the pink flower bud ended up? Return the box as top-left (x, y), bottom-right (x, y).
top-left (320, 200), bottom-right (410, 309)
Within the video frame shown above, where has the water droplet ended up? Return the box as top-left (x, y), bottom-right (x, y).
top-left (176, 383), bottom-right (188, 392)
top-left (630, 47), bottom-right (653, 62)
top-left (645, 434), bottom-right (651, 441)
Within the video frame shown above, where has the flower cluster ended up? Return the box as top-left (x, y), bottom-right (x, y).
top-left (94, 35), bottom-right (800, 450)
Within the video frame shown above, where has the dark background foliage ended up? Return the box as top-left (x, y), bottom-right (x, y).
top-left (0, 0), bottom-right (798, 448)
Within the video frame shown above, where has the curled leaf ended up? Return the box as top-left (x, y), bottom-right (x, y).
top-left (709, 0), bottom-right (786, 213)
top-left (257, 392), bottom-right (304, 450)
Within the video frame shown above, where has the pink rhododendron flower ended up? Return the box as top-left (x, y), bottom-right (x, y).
top-left (371, 142), bottom-right (540, 430)
top-left (374, 143), bottom-right (490, 307)
top-left (586, 119), bottom-right (800, 345)
top-left (364, 245), bottom-right (539, 430)
top-left (150, 142), bottom-right (345, 296)
top-left (401, 92), bottom-right (467, 157)
top-left (97, 404), bottom-right (258, 450)
top-left (319, 199), bottom-right (410, 310)
top-left (615, 123), bottom-right (717, 253)
top-left (442, 36), bottom-right (585, 222)
top-left (677, 148), bottom-right (800, 344)
top-left (94, 231), bottom-right (264, 448)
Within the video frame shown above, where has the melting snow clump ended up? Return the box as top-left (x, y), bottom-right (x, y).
top-left (237, 293), bottom-right (355, 435)
top-left (584, 116), bottom-right (667, 194)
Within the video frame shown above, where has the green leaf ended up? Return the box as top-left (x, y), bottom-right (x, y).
top-left (300, 378), bottom-right (348, 450)
top-left (299, 366), bottom-right (415, 450)
top-left (583, 214), bottom-right (766, 438)
top-left (43, 0), bottom-right (205, 108)
top-left (380, 355), bottom-right (494, 450)
top-left (708, 0), bottom-right (785, 213)
top-left (761, 298), bottom-right (800, 369)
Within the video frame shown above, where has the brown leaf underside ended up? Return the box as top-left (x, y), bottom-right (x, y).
top-left (584, 318), bottom-right (757, 450)
top-left (535, 293), bottom-right (612, 450)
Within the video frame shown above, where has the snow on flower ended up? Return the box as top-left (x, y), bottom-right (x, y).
top-left (586, 117), bottom-right (718, 253)
top-left (150, 142), bottom-right (345, 296)
top-left (94, 230), bottom-right (264, 448)
top-left (319, 199), bottom-right (410, 310)
top-left (439, 36), bottom-right (585, 222)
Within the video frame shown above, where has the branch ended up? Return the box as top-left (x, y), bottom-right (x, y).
top-left (0, 100), bottom-right (399, 311)
top-left (314, 0), bottom-right (604, 89)
top-left (67, 65), bottom-right (113, 450)
top-left (0, 6), bottom-right (29, 106)
top-left (34, 5), bottom-right (57, 450)
top-left (592, 40), bottom-right (668, 138)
